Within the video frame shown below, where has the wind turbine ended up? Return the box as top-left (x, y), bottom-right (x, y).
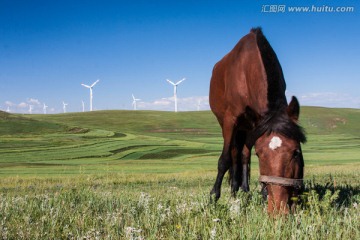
top-left (43, 103), bottom-right (48, 114)
top-left (62, 101), bottom-right (68, 113)
top-left (6, 106), bottom-right (10, 113)
top-left (132, 94), bottom-right (141, 110)
top-left (166, 78), bottom-right (186, 112)
top-left (197, 99), bottom-right (201, 111)
top-left (81, 79), bottom-right (99, 111)
top-left (29, 105), bottom-right (33, 114)
top-left (81, 100), bottom-right (85, 112)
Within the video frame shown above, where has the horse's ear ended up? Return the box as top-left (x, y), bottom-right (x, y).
top-left (287, 96), bottom-right (300, 122)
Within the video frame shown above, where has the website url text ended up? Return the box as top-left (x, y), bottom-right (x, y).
top-left (261, 5), bottom-right (355, 13)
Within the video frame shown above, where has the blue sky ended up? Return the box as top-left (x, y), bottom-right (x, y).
top-left (1, 0), bottom-right (359, 113)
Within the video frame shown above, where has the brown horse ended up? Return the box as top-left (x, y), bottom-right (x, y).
top-left (209, 28), bottom-right (306, 213)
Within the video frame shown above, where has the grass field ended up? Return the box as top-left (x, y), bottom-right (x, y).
top-left (0, 108), bottom-right (359, 239)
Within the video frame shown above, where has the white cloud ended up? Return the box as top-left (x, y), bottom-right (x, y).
top-left (3, 98), bottom-right (48, 113)
top-left (136, 98), bottom-right (171, 111)
top-left (153, 98), bottom-right (172, 106)
top-left (137, 96), bottom-right (210, 111)
top-left (18, 102), bottom-right (28, 108)
top-left (5, 101), bottom-right (15, 106)
top-left (296, 92), bottom-right (360, 108)
top-left (27, 98), bottom-right (41, 105)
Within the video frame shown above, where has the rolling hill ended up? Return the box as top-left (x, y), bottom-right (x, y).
top-left (5, 106), bottom-right (359, 137)
top-left (0, 110), bottom-right (66, 135)
top-left (0, 107), bottom-right (359, 176)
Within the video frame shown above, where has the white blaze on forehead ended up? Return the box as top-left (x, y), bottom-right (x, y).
top-left (269, 136), bottom-right (282, 150)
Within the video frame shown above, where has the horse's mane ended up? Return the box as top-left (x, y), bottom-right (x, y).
top-left (251, 27), bottom-right (287, 110)
top-left (252, 110), bottom-right (307, 144)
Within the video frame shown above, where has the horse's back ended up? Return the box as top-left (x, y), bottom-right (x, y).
top-left (209, 29), bottom-right (268, 124)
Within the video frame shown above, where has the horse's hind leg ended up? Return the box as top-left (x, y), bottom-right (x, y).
top-left (229, 145), bottom-right (240, 196)
top-left (229, 131), bottom-right (245, 197)
top-left (240, 145), bottom-right (251, 192)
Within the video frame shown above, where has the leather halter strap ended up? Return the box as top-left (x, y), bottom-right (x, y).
top-left (259, 175), bottom-right (303, 189)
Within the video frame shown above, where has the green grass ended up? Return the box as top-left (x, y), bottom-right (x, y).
top-left (0, 174), bottom-right (358, 239)
top-left (0, 108), bottom-right (359, 239)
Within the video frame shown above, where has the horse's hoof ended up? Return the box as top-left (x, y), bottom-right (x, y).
top-left (240, 185), bottom-right (250, 192)
top-left (210, 189), bottom-right (220, 203)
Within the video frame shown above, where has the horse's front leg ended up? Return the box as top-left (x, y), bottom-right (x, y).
top-left (210, 150), bottom-right (231, 202)
top-left (210, 116), bottom-right (234, 202)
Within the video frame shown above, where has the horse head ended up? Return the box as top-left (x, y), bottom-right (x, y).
top-left (252, 96), bottom-right (306, 213)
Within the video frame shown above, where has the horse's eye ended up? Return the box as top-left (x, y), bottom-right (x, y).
top-left (293, 149), bottom-right (301, 159)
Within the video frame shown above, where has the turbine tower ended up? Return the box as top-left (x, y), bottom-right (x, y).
top-left (132, 94), bottom-right (141, 110)
top-left (62, 101), bottom-right (68, 113)
top-left (81, 79), bottom-right (100, 111)
top-left (197, 99), bottom-right (201, 111)
top-left (81, 100), bottom-right (85, 112)
top-left (166, 78), bottom-right (186, 112)
top-left (43, 103), bottom-right (48, 114)
top-left (29, 105), bottom-right (33, 114)
top-left (6, 106), bottom-right (10, 113)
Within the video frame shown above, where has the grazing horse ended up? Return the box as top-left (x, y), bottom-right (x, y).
top-left (209, 28), bottom-right (306, 213)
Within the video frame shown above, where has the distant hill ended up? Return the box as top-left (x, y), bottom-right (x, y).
top-left (301, 107), bottom-right (360, 137)
top-left (1, 108), bottom-right (359, 176)
top-left (0, 111), bottom-right (65, 135)
top-left (0, 110), bottom-right (10, 119)
top-left (2, 107), bottom-right (360, 137)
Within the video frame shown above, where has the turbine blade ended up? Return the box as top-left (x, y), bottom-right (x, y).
top-left (166, 79), bottom-right (175, 85)
top-left (132, 94), bottom-right (135, 100)
top-left (91, 79), bottom-right (100, 87)
top-left (175, 78), bottom-right (186, 85)
top-left (81, 84), bottom-right (91, 88)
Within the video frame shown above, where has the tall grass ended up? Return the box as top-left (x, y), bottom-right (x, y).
top-left (0, 174), bottom-right (358, 239)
